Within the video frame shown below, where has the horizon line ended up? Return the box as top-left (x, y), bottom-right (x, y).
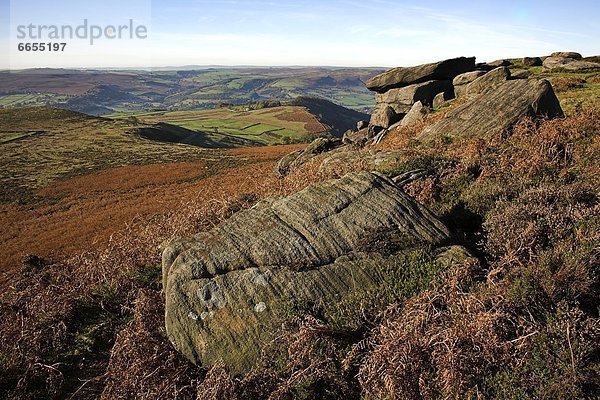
top-left (2, 64), bottom-right (390, 71)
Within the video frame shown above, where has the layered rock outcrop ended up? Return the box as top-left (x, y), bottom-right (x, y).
top-left (367, 57), bottom-right (475, 129)
top-left (374, 80), bottom-right (453, 114)
top-left (163, 172), bottom-right (451, 374)
top-left (278, 54), bottom-right (571, 181)
top-left (364, 56), bottom-right (567, 144)
top-left (366, 57), bottom-right (476, 93)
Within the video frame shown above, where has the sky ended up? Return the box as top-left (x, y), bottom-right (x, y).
top-left (0, 0), bottom-right (599, 69)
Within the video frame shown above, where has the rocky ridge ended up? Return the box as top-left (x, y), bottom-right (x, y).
top-left (276, 54), bottom-right (566, 175)
top-left (368, 57), bottom-right (475, 129)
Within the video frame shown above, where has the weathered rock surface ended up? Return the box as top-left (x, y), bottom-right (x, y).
top-left (342, 127), bottom-right (369, 145)
top-left (465, 67), bottom-right (511, 96)
top-left (275, 137), bottom-right (341, 176)
top-left (163, 172), bottom-right (450, 279)
top-left (366, 57), bottom-right (475, 93)
top-left (276, 136), bottom-right (403, 175)
top-left (163, 172), bottom-right (451, 374)
top-left (375, 80), bottom-right (453, 113)
top-left (452, 70), bottom-right (486, 86)
top-left (420, 78), bottom-right (564, 141)
top-left (511, 69), bottom-right (533, 79)
top-left (400, 101), bottom-right (425, 127)
top-left (523, 56), bottom-right (543, 67)
top-left (453, 70), bottom-right (487, 97)
top-left (543, 55), bottom-right (600, 72)
top-left (370, 105), bottom-right (399, 129)
top-left (433, 92), bottom-right (454, 109)
top-left (165, 244), bottom-right (463, 375)
top-left (317, 148), bottom-right (404, 174)
top-left (550, 51), bottom-right (582, 60)
top-left (275, 149), bottom-right (304, 176)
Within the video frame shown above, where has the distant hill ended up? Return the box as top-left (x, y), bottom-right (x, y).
top-left (111, 98), bottom-right (368, 146)
top-left (0, 107), bottom-right (219, 203)
top-left (289, 97), bottom-right (369, 135)
top-left (0, 67), bottom-right (384, 115)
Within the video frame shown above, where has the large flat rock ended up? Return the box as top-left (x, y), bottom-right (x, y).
top-left (366, 57), bottom-right (475, 93)
top-left (163, 172), bottom-right (450, 281)
top-left (163, 172), bottom-right (451, 374)
top-left (420, 79), bottom-right (564, 141)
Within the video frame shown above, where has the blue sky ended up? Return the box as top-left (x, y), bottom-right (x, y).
top-left (1, 0), bottom-right (599, 69)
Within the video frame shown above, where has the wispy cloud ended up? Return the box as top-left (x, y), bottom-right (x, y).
top-left (375, 28), bottom-right (432, 38)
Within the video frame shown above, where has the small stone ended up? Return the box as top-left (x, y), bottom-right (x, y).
top-left (400, 101), bottom-right (425, 127)
top-left (370, 105), bottom-right (398, 129)
top-left (343, 128), bottom-right (369, 146)
top-left (433, 92), bottom-right (454, 109)
top-left (452, 70), bottom-right (486, 86)
top-left (254, 302), bottom-right (267, 313)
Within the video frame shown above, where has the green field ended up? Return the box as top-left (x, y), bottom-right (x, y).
top-left (0, 93), bottom-right (70, 108)
top-left (271, 78), bottom-right (306, 88)
top-left (107, 106), bottom-right (324, 146)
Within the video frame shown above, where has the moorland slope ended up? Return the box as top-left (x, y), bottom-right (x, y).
top-left (0, 53), bottom-right (599, 400)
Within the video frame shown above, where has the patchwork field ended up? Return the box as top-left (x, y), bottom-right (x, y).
top-left (107, 105), bottom-right (327, 146)
top-left (0, 67), bottom-right (383, 115)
